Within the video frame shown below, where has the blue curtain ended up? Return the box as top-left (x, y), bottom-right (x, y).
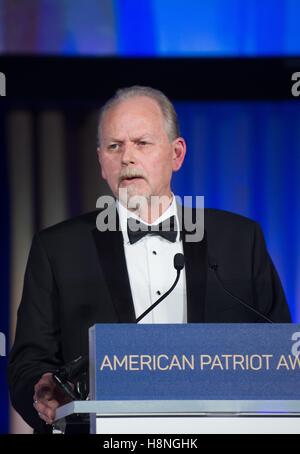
top-left (173, 101), bottom-right (300, 322)
top-left (114, 0), bottom-right (300, 56)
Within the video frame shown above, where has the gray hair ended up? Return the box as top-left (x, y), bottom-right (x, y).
top-left (97, 85), bottom-right (180, 146)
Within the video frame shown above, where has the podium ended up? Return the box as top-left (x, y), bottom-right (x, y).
top-left (55, 324), bottom-right (300, 434)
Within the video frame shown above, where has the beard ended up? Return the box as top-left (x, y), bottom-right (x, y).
top-left (118, 184), bottom-right (172, 222)
top-left (118, 184), bottom-right (151, 213)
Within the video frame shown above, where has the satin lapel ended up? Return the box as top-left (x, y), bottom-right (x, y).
top-left (181, 219), bottom-right (207, 323)
top-left (92, 212), bottom-right (136, 323)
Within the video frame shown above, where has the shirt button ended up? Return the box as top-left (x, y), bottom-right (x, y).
top-left (156, 290), bottom-right (161, 296)
top-left (152, 250), bottom-right (157, 255)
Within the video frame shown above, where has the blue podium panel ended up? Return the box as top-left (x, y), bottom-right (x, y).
top-left (89, 324), bottom-right (300, 401)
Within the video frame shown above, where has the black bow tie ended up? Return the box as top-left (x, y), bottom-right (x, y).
top-left (127, 215), bottom-right (178, 245)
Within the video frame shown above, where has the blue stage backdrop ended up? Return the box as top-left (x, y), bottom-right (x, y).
top-left (173, 100), bottom-right (300, 322)
top-left (1, 0), bottom-right (300, 56)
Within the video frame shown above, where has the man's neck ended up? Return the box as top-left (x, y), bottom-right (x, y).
top-left (120, 193), bottom-right (173, 224)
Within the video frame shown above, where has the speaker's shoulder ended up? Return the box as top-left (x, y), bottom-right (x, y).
top-left (204, 208), bottom-right (257, 229)
top-left (37, 210), bottom-right (100, 242)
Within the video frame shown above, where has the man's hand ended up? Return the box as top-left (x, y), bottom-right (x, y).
top-left (33, 372), bottom-right (72, 425)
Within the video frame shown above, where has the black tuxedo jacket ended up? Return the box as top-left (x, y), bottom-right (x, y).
top-left (8, 208), bottom-right (291, 431)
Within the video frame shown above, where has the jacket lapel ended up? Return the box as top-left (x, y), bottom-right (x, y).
top-left (180, 206), bottom-right (207, 322)
top-left (92, 207), bottom-right (136, 323)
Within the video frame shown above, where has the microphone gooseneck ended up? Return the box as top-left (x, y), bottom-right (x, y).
top-left (53, 372), bottom-right (79, 400)
top-left (136, 253), bottom-right (185, 323)
top-left (209, 262), bottom-right (273, 323)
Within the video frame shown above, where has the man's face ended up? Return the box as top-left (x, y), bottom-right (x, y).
top-left (97, 96), bottom-right (186, 204)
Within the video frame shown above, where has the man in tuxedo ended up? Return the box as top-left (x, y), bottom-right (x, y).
top-left (8, 86), bottom-right (291, 433)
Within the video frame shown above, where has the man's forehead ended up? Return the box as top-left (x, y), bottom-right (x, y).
top-left (104, 132), bottom-right (155, 143)
top-left (101, 98), bottom-right (165, 131)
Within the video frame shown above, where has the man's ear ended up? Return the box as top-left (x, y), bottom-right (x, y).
top-left (172, 137), bottom-right (186, 172)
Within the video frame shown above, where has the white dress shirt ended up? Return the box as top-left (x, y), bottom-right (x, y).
top-left (117, 197), bottom-right (187, 324)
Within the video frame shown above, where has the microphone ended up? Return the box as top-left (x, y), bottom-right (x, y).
top-left (52, 255), bottom-right (185, 396)
top-left (136, 253), bottom-right (185, 323)
top-left (53, 355), bottom-right (89, 400)
top-left (57, 355), bottom-right (89, 380)
top-left (209, 262), bottom-right (273, 323)
top-left (53, 254), bottom-right (185, 396)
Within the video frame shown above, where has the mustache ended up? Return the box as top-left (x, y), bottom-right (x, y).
top-left (119, 168), bottom-right (146, 182)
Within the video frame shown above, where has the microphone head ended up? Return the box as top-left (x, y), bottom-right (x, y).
top-left (58, 355), bottom-right (89, 380)
top-left (174, 253), bottom-right (185, 271)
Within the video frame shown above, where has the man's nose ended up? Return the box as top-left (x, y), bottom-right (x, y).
top-left (121, 143), bottom-right (136, 165)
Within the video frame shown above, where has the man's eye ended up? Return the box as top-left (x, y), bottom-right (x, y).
top-left (108, 143), bottom-right (119, 150)
top-left (138, 141), bottom-right (148, 146)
